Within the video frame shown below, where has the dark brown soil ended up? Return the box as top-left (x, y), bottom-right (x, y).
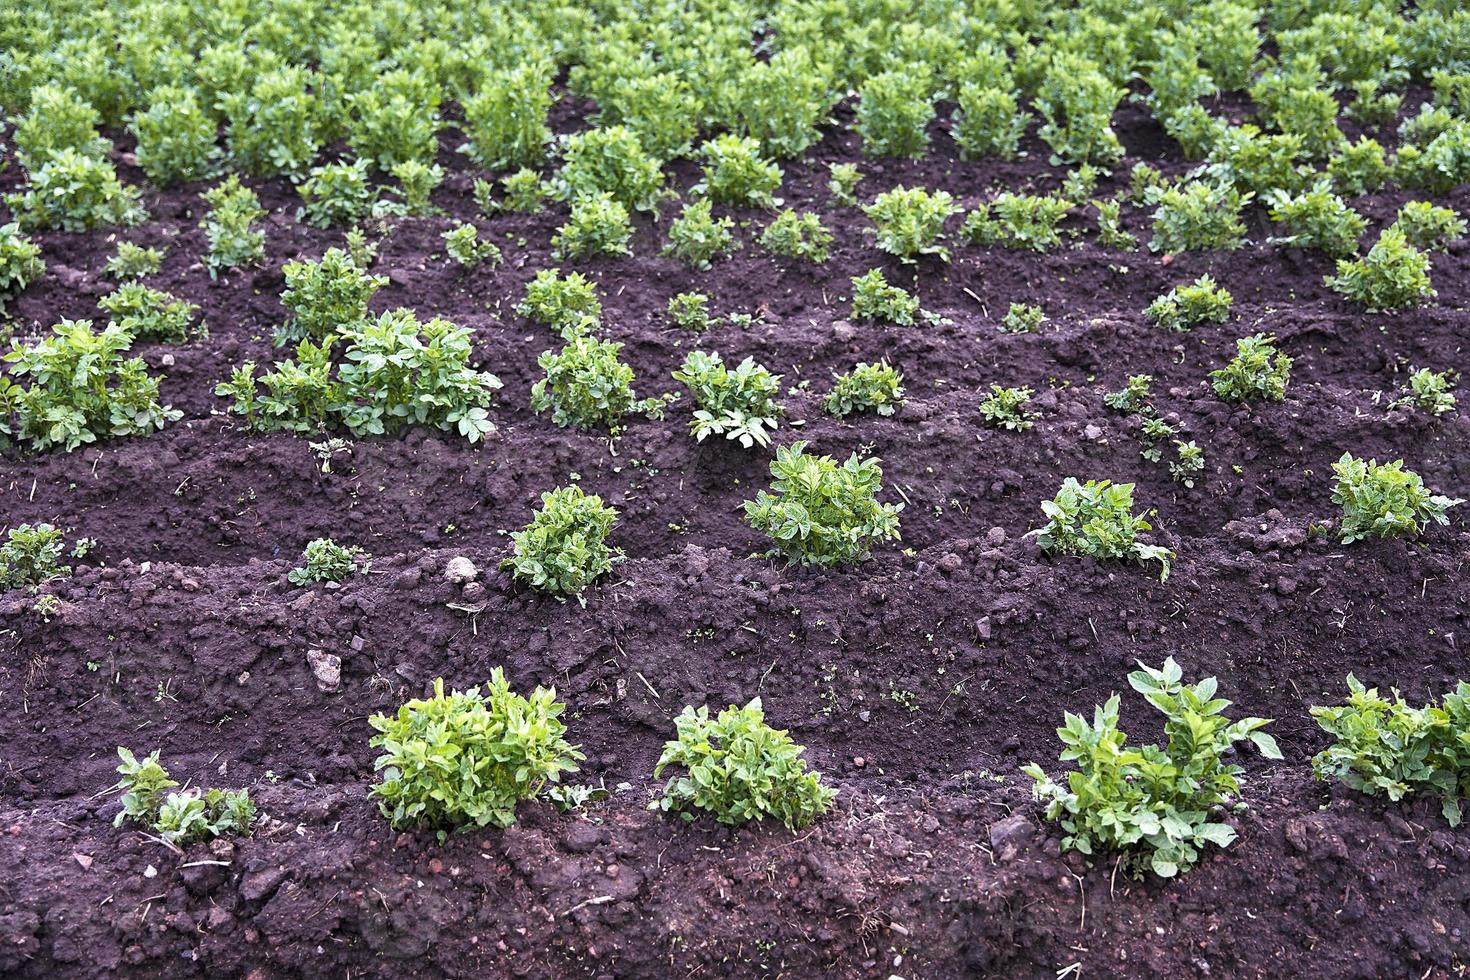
top-left (2, 92), bottom-right (1469, 980)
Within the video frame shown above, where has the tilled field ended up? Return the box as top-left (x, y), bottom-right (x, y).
top-left (3, 77), bottom-right (1470, 980)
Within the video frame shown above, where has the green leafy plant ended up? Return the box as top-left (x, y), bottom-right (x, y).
top-left (980, 385), bottom-right (1037, 431)
top-left (556, 125), bottom-right (664, 212)
top-left (296, 160), bottom-right (375, 229)
top-left (390, 160), bottom-right (444, 216)
top-left (696, 135), bottom-right (782, 208)
top-left (827, 163), bottom-right (862, 207)
top-left (278, 248), bottom-right (386, 344)
top-left (759, 210), bottom-right (832, 263)
top-left (1104, 374), bottom-right (1153, 414)
top-left (962, 193), bottom-right (1071, 252)
top-left (112, 747), bottom-right (256, 846)
top-left (1035, 54), bottom-right (1124, 165)
top-left (1170, 440), bottom-right (1205, 488)
top-left (1023, 658), bottom-right (1280, 877)
top-left (10, 84), bottom-right (110, 171)
top-left (825, 361), bottom-right (904, 417)
top-left (345, 69), bottom-right (442, 172)
top-left (1092, 198), bottom-right (1138, 249)
top-left (663, 199), bottom-right (737, 269)
top-left (864, 185), bottom-right (958, 263)
top-left (369, 671), bottom-right (582, 837)
top-left (1001, 302), bottom-right (1045, 334)
top-left (1327, 137), bottom-right (1389, 196)
top-left (288, 537), bottom-right (368, 585)
top-left (0, 223), bottom-right (44, 309)
top-left (1139, 416), bottom-right (1175, 463)
top-left (104, 242), bottom-right (163, 281)
top-left (488, 169), bottom-right (548, 214)
top-left (0, 523), bottom-right (68, 589)
top-left (850, 269), bottom-right (919, 326)
top-left (98, 283), bottom-right (202, 343)
top-left (667, 292), bottom-right (713, 332)
top-left (1027, 478), bottom-right (1173, 580)
top-left (129, 85), bottom-right (218, 187)
top-left (1394, 120), bottom-right (1470, 195)
top-left (742, 440), bottom-right (902, 567)
top-left (517, 269), bottom-right (601, 337)
top-left (1146, 181), bottom-right (1248, 253)
top-left (531, 333), bottom-right (669, 431)
top-left (1145, 276), bottom-right (1233, 332)
top-left (501, 485), bottom-right (620, 598)
top-left (1325, 229), bottom-right (1435, 312)
top-left (1210, 334), bottom-right (1291, 403)
top-left (2, 319), bottom-right (180, 452)
top-left (442, 223), bottom-right (503, 268)
top-left (652, 698), bottom-right (836, 830)
top-left (1310, 676), bottom-right (1470, 826)
top-left (1330, 453), bottom-right (1462, 544)
top-left (552, 192), bottom-right (634, 260)
top-left (458, 64), bottom-right (554, 171)
top-left (672, 350), bottom-right (781, 449)
top-left (200, 177), bottom-right (266, 278)
top-left (1264, 180), bottom-right (1367, 257)
top-left (5, 150), bottom-right (146, 232)
top-left (1392, 368), bottom-right (1457, 417)
top-left (953, 84), bottom-right (1027, 160)
top-left (218, 66), bottom-right (321, 177)
top-left (598, 72), bottom-right (700, 160)
top-left (855, 69), bottom-right (934, 158)
top-left (217, 310), bottom-right (501, 443)
top-left (1390, 201), bottom-right (1466, 253)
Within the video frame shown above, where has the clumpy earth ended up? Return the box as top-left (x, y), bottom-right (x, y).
top-left (2, 88), bottom-right (1469, 980)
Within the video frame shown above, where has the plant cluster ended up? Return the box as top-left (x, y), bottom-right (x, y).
top-left (652, 698), bottom-right (836, 830)
top-left (671, 351), bottom-right (782, 449)
top-left (0, 224), bottom-right (44, 310)
top-left (553, 192), bottom-right (634, 260)
top-left (501, 485), bottom-right (620, 598)
top-left (824, 361), bottom-right (904, 418)
top-left (200, 177), bottom-right (266, 278)
top-left (1393, 368), bottom-right (1457, 417)
top-left (1210, 334), bottom-right (1292, 403)
top-left (742, 441), bottom-right (902, 567)
top-left (1325, 229), bottom-right (1435, 311)
top-left (129, 85), bottom-right (219, 187)
top-left (850, 269), bottom-right (919, 326)
top-left (1264, 181), bottom-right (1367, 258)
top-left (442, 223), bottom-right (503, 269)
top-left (963, 193), bottom-right (1071, 252)
top-left (517, 269), bottom-right (601, 337)
top-left (0, 523), bottom-right (68, 589)
top-left (278, 248), bottom-right (386, 344)
top-left (530, 334), bottom-right (668, 431)
top-left (217, 310), bottom-right (502, 443)
top-left (113, 747), bottom-right (256, 847)
top-left (1024, 659), bottom-right (1280, 878)
top-left (1310, 676), bottom-right (1470, 826)
top-left (369, 671), bottom-right (582, 837)
top-left (5, 150), bottom-right (146, 232)
top-left (104, 242), bottom-right (164, 281)
top-left (98, 284), bottom-right (203, 343)
top-left (1144, 276), bottom-right (1233, 333)
top-left (760, 210), bottom-right (832, 263)
top-left (1390, 201), bottom-right (1466, 253)
top-left (864, 185), bottom-right (958, 263)
top-left (696, 135), bottom-right (782, 208)
top-left (1146, 181), bottom-right (1248, 253)
top-left (663, 200), bottom-right (737, 269)
top-left (1028, 478), bottom-right (1173, 581)
top-left (1, 319), bottom-right (180, 452)
top-left (1330, 453), bottom-right (1462, 544)
top-left (980, 385), bottom-right (1037, 431)
top-left (855, 69), bottom-right (934, 159)
top-left (288, 537), bottom-right (368, 585)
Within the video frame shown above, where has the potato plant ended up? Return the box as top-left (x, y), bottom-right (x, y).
top-left (442, 223), bottom-right (503, 269)
top-left (1024, 659), bottom-right (1280, 878)
top-left (531, 333), bottom-right (669, 431)
top-left (671, 351), bottom-right (781, 449)
top-left (696, 134), bottom-right (782, 208)
top-left (663, 199), bottom-right (737, 269)
top-left (652, 698), bottom-right (836, 830)
top-left (278, 248), bottom-right (386, 344)
top-left (517, 269), bottom-right (601, 337)
top-left (850, 269), bottom-right (919, 326)
top-left (98, 284), bottom-right (203, 343)
top-left (825, 361), bottom-right (904, 418)
top-left (1028, 478), bottom-right (1173, 581)
top-left (200, 176), bottom-right (266, 278)
top-left (1325, 228), bottom-right (1435, 311)
top-left (743, 441), bottom-right (902, 567)
top-left (369, 671), bottom-right (582, 837)
top-left (1145, 276), bottom-right (1232, 333)
top-left (1330, 453), bottom-right (1463, 544)
top-left (855, 69), bottom-right (934, 159)
top-left (1211, 334), bottom-right (1292, 403)
top-left (5, 150), bottom-right (147, 232)
top-left (553, 192), bottom-right (634, 260)
top-left (288, 537), bottom-right (368, 585)
top-left (980, 385), bottom-right (1037, 431)
top-left (104, 242), bottom-right (164, 281)
top-left (760, 210), bottom-right (832, 263)
top-left (113, 748), bottom-right (256, 847)
top-left (0, 224), bottom-right (44, 310)
top-left (864, 186), bottom-right (958, 263)
top-left (501, 485), bottom-right (621, 599)
top-left (0, 523), bottom-right (69, 590)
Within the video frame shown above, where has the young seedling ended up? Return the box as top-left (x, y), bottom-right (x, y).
top-left (288, 538), bottom-right (368, 585)
top-left (743, 441), bottom-right (902, 566)
top-left (1145, 276), bottom-right (1233, 332)
top-left (501, 485), bottom-right (621, 598)
top-left (824, 361), bottom-right (905, 418)
top-left (1330, 453), bottom-right (1462, 544)
top-left (1027, 478), bottom-right (1173, 580)
top-left (979, 385), bottom-right (1037, 431)
top-left (671, 351), bottom-right (781, 448)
